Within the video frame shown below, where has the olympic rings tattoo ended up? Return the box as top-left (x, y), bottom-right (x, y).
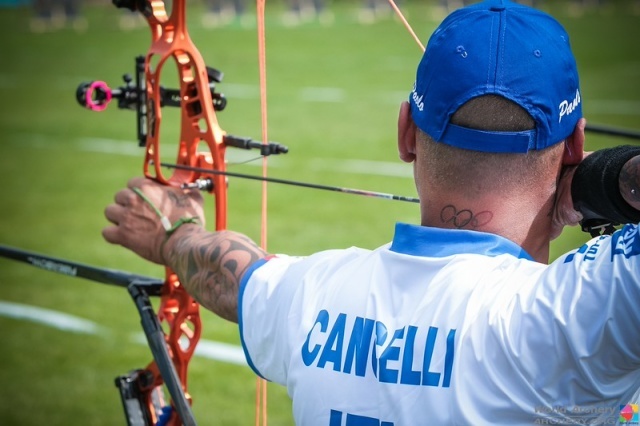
top-left (439, 205), bottom-right (493, 229)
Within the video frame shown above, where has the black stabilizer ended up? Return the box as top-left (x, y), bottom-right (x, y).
top-left (572, 145), bottom-right (640, 235)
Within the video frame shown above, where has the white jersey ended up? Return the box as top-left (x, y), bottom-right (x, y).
top-left (239, 222), bottom-right (640, 425)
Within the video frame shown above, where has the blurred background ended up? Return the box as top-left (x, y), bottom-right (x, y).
top-left (0, 0), bottom-right (638, 424)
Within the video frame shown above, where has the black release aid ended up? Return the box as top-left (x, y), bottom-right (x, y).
top-left (571, 145), bottom-right (640, 235)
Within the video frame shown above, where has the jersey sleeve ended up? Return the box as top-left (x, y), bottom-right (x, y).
top-left (455, 225), bottom-right (640, 422)
top-left (555, 224), bottom-right (640, 369)
top-left (510, 224), bottom-right (640, 402)
top-left (238, 249), bottom-right (363, 385)
top-left (237, 255), bottom-right (301, 383)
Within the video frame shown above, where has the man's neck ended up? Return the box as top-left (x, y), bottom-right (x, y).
top-left (420, 194), bottom-right (554, 264)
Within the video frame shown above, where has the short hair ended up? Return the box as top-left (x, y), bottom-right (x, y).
top-left (451, 95), bottom-right (535, 132)
top-left (419, 95), bottom-right (564, 197)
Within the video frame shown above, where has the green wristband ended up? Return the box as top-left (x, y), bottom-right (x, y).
top-left (132, 187), bottom-right (201, 236)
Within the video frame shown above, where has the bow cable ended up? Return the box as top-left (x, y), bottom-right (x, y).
top-left (386, 0), bottom-right (425, 52)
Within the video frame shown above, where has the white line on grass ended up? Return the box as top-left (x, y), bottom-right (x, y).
top-left (77, 137), bottom-right (143, 156)
top-left (130, 333), bottom-right (248, 366)
top-left (0, 300), bottom-right (247, 366)
top-left (195, 339), bottom-right (247, 366)
top-left (309, 158), bottom-right (413, 178)
top-left (221, 83), bottom-right (261, 99)
top-left (1, 72), bottom-right (639, 113)
top-left (78, 138), bottom-right (412, 177)
top-left (299, 87), bottom-right (346, 103)
top-left (13, 134), bottom-right (413, 178)
top-left (0, 300), bottom-right (106, 335)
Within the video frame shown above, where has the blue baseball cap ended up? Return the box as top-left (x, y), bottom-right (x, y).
top-left (409, 0), bottom-right (582, 153)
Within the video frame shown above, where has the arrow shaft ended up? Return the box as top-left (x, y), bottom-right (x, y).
top-left (161, 162), bottom-right (421, 204)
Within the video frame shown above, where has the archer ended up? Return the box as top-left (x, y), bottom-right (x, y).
top-left (104, 1), bottom-right (640, 425)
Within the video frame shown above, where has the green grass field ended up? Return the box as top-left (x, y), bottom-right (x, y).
top-left (0, 1), bottom-right (638, 425)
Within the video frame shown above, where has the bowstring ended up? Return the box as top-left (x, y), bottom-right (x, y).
top-left (250, 2), bottom-right (422, 424)
top-left (256, 0), bottom-right (269, 424)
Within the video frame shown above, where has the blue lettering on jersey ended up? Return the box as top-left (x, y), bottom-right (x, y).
top-left (330, 409), bottom-right (394, 426)
top-left (302, 309), bottom-right (329, 365)
top-left (611, 224), bottom-right (640, 259)
top-left (318, 313), bottom-right (347, 371)
top-left (401, 326), bottom-right (421, 385)
top-left (344, 316), bottom-right (375, 377)
top-left (301, 309), bottom-right (456, 388)
top-left (564, 224), bottom-right (640, 263)
top-left (563, 237), bottom-right (605, 263)
top-left (584, 238), bottom-right (604, 261)
top-left (378, 327), bottom-right (405, 383)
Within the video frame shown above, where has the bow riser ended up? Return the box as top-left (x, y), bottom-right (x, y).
top-left (136, 1), bottom-right (228, 424)
top-left (142, 1), bottom-right (228, 230)
top-left (71, 1), bottom-right (285, 423)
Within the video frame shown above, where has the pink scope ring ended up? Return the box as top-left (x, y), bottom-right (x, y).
top-left (85, 81), bottom-right (112, 112)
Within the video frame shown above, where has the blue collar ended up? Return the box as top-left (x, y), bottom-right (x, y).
top-left (389, 222), bottom-right (534, 261)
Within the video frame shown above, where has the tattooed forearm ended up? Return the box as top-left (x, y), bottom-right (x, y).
top-left (620, 155), bottom-right (640, 210)
top-left (163, 226), bottom-right (267, 323)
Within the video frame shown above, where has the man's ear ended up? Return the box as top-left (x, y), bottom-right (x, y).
top-left (563, 117), bottom-right (586, 166)
top-left (398, 101), bottom-right (417, 163)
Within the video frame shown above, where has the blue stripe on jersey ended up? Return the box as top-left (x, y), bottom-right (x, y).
top-left (389, 222), bottom-right (534, 260)
top-left (238, 257), bottom-right (269, 380)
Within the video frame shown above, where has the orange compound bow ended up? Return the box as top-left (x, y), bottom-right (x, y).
top-left (75, 1), bottom-right (286, 425)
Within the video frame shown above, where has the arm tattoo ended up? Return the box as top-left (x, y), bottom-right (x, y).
top-left (619, 155), bottom-right (640, 209)
top-left (167, 191), bottom-right (193, 208)
top-left (164, 228), bottom-right (267, 323)
top-left (440, 204), bottom-right (493, 229)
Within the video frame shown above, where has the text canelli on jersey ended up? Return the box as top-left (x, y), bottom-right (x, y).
top-left (301, 309), bottom-right (456, 388)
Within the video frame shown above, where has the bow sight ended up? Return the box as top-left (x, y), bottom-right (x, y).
top-left (76, 56), bottom-right (287, 158)
top-left (76, 56), bottom-right (227, 147)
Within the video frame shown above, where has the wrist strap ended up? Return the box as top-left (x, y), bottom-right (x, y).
top-left (132, 187), bottom-right (201, 236)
